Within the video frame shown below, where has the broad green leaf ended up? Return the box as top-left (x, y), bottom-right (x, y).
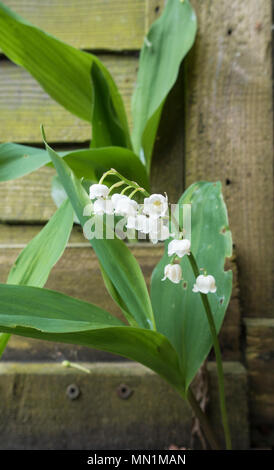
top-left (90, 61), bottom-right (129, 148)
top-left (0, 199), bottom-right (74, 358)
top-left (62, 147), bottom-right (149, 191)
top-left (7, 199), bottom-right (74, 287)
top-left (42, 131), bottom-right (155, 331)
top-left (0, 284), bottom-right (123, 332)
top-left (0, 143), bottom-right (51, 181)
top-left (98, 260), bottom-right (139, 328)
top-left (131, 0), bottom-right (197, 170)
top-left (0, 332), bottom-right (10, 359)
top-left (0, 143), bottom-right (149, 190)
top-left (0, 283), bottom-right (184, 393)
top-left (0, 3), bottom-right (131, 148)
top-left (151, 182), bottom-right (233, 391)
top-left (51, 176), bottom-right (80, 224)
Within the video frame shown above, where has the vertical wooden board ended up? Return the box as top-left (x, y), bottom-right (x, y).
top-left (151, 66), bottom-right (185, 204)
top-left (184, 0), bottom-right (273, 317)
top-left (244, 318), bottom-right (274, 447)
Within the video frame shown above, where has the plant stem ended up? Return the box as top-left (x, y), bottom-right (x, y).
top-left (186, 387), bottom-right (221, 450)
top-left (187, 252), bottom-right (232, 450)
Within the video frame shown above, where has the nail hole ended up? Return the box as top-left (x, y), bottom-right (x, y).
top-left (155, 5), bottom-right (160, 13)
top-left (117, 383), bottom-right (133, 400)
top-left (66, 383), bottom-right (80, 400)
top-left (225, 178), bottom-right (231, 185)
top-left (227, 28), bottom-right (233, 36)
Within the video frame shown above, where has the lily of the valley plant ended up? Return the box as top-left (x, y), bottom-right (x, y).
top-left (0, 0), bottom-right (232, 450)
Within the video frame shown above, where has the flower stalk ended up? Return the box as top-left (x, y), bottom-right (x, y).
top-left (187, 252), bottom-right (232, 450)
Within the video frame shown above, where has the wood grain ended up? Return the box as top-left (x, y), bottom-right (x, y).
top-left (185, 0), bottom-right (273, 317)
top-left (244, 318), bottom-right (274, 448)
top-left (1, 0), bottom-right (164, 51)
top-left (0, 361), bottom-right (249, 450)
top-left (0, 56), bottom-right (137, 143)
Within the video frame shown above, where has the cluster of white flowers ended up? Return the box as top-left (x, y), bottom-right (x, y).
top-left (88, 182), bottom-right (217, 295)
top-left (89, 183), bottom-right (170, 245)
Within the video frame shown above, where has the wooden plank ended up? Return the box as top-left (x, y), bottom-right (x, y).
top-left (184, 0), bottom-right (273, 317)
top-left (0, 166), bottom-right (56, 223)
top-left (1, 0), bottom-right (164, 52)
top-left (244, 318), bottom-right (274, 448)
top-left (0, 72), bottom-right (185, 223)
top-left (0, 361), bottom-right (249, 449)
top-left (0, 235), bottom-right (241, 361)
top-left (0, 56), bottom-right (137, 143)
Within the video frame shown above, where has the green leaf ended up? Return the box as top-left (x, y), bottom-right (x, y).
top-left (0, 332), bottom-right (10, 359)
top-left (0, 283), bottom-right (184, 393)
top-left (0, 284), bottom-right (123, 332)
top-left (98, 260), bottom-right (139, 328)
top-left (0, 143), bottom-right (149, 191)
top-left (151, 182), bottom-right (233, 391)
top-left (131, 0), bottom-right (197, 170)
top-left (0, 143), bottom-right (50, 181)
top-left (0, 199), bottom-right (74, 358)
top-left (63, 147), bottom-right (149, 191)
top-left (0, 3), bottom-right (131, 148)
top-left (42, 130), bottom-right (155, 331)
top-left (90, 61), bottom-right (129, 148)
top-left (7, 199), bottom-right (74, 287)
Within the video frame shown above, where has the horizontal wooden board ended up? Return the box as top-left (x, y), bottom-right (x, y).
top-left (244, 318), bottom-right (274, 448)
top-left (0, 235), bottom-right (241, 361)
top-left (0, 56), bottom-right (137, 143)
top-left (0, 59), bottom-right (185, 224)
top-left (0, 361), bottom-right (249, 450)
top-left (1, 0), bottom-right (164, 51)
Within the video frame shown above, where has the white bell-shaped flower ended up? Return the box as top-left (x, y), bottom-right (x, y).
top-left (89, 183), bottom-right (109, 200)
top-left (162, 264), bottom-right (182, 284)
top-left (93, 198), bottom-right (106, 215)
top-left (126, 215), bottom-right (137, 230)
top-left (111, 193), bottom-right (125, 209)
top-left (136, 214), bottom-right (150, 234)
top-left (192, 274), bottom-right (217, 294)
top-left (168, 238), bottom-right (191, 258)
top-left (115, 196), bottom-right (138, 217)
top-left (149, 217), bottom-right (170, 244)
top-left (143, 194), bottom-right (168, 218)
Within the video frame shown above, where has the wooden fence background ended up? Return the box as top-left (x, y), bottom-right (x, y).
top-left (0, 0), bottom-right (273, 449)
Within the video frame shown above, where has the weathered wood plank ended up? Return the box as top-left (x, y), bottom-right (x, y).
top-left (0, 235), bottom-right (241, 361)
top-left (1, 0), bottom-right (164, 52)
top-left (0, 69), bottom-right (185, 223)
top-left (185, 0), bottom-right (273, 317)
top-left (0, 56), bottom-right (137, 143)
top-left (0, 166), bottom-right (56, 222)
top-left (244, 318), bottom-right (274, 448)
top-left (0, 361), bottom-right (249, 449)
